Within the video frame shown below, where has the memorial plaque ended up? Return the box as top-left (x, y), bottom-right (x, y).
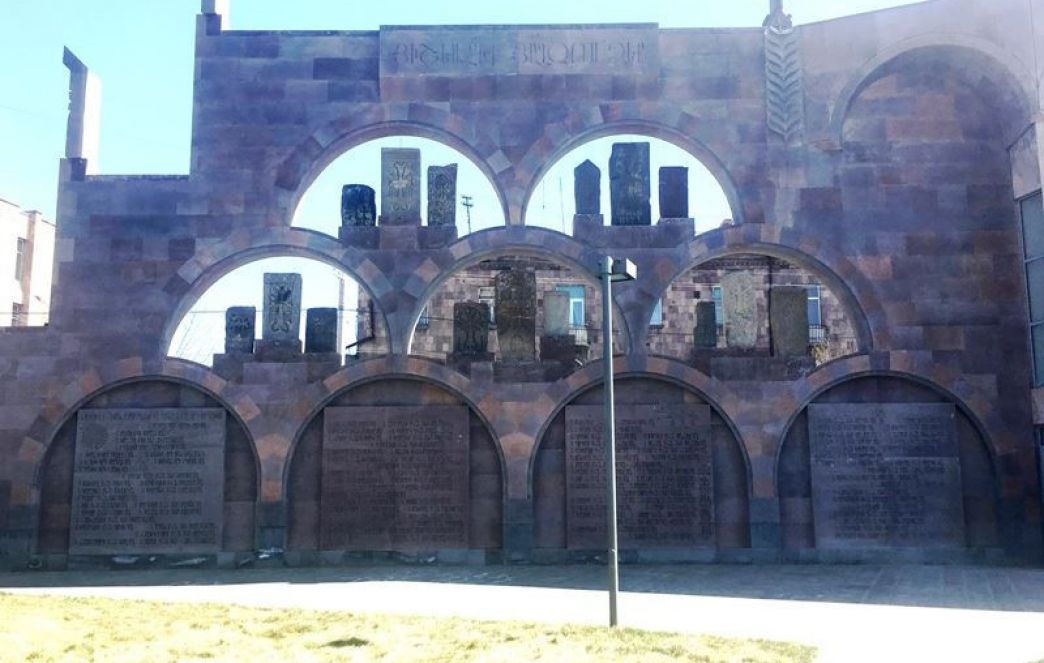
top-left (380, 148), bottom-right (421, 225)
top-left (495, 270), bottom-right (537, 362)
top-left (320, 406), bottom-right (470, 550)
top-left (770, 286), bottom-right (809, 357)
top-left (69, 408), bottom-right (225, 555)
top-left (694, 301), bottom-right (718, 349)
top-left (808, 403), bottom-right (965, 548)
top-left (262, 273), bottom-right (302, 344)
top-left (543, 291), bottom-right (571, 336)
top-left (427, 164), bottom-right (457, 227)
top-left (721, 270), bottom-right (758, 348)
top-left (566, 404), bottom-right (714, 549)
top-left (453, 301), bottom-right (490, 354)
top-left (305, 307), bottom-right (339, 353)
top-left (609, 142), bottom-right (651, 226)
top-left (224, 306), bottom-right (255, 354)
top-left (574, 160), bottom-right (601, 215)
top-left (341, 184), bottom-right (376, 227)
top-left (658, 166), bottom-right (689, 218)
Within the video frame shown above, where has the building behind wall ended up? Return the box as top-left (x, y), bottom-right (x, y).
top-left (0, 198), bottom-right (55, 328)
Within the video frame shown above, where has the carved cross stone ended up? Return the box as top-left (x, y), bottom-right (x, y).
top-left (427, 164), bottom-right (458, 227)
top-left (574, 159), bottom-right (601, 215)
top-left (380, 148), bottom-right (421, 225)
top-left (609, 142), bottom-right (651, 226)
top-left (224, 306), bottom-right (255, 354)
top-left (262, 273), bottom-right (302, 344)
top-left (340, 184), bottom-right (376, 227)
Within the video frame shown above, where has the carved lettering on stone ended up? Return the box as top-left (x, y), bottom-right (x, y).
top-left (224, 306), bottom-right (255, 354)
top-left (340, 184), bottom-right (376, 227)
top-left (566, 403), bottom-right (714, 549)
top-left (495, 270), bottom-right (537, 362)
top-left (320, 406), bottom-right (470, 550)
top-left (380, 148), bottom-right (421, 225)
top-left (721, 271), bottom-right (758, 349)
top-left (263, 273), bottom-right (302, 344)
top-left (574, 160), bottom-right (601, 215)
top-left (658, 166), bottom-right (689, 219)
top-left (808, 403), bottom-right (965, 549)
top-left (427, 164), bottom-right (457, 227)
top-left (305, 307), bottom-right (339, 353)
top-left (543, 291), bottom-right (571, 336)
top-left (694, 301), bottom-right (718, 349)
top-left (609, 142), bottom-right (651, 226)
top-left (69, 408), bottom-right (226, 554)
top-left (453, 302), bottom-right (490, 354)
top-left (770, 286), bottom-right (809, 357)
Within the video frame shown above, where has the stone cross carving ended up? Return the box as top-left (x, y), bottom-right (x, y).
top-left (340, 184), bottom-right (376, 227)
top-left (574, 160), bottom-right (601, 215)
top-left (721, 271), bottom-right (759, 349)
top-left (262, 273), bottom-right (302, 344)
top-left (224, 306), bottom-right (255, 354)
top-left (609, 142), bottom-right (651, 226)
top-left (305, 307), bottom-right (339, 353)
top-left (770, 286), bottom-right (809, 356)
top-left (427, 164), bottom-right (458, 227)
top-left (543, 291), bottom-right (571, 336)
top-left (453, 302), bottom-right (490, 355)
top-left (380, 148), bottom-right (421, 225)
top-left (658, 167), bottom-right (689, 219)
top-left (693, 301), bottom-right (717, 349)
top-left (495, 270), bottom-right (537, 362)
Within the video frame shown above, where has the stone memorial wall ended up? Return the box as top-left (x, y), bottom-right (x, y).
top-left (565, 403), bottom-right (714, 548)
top-left (808, 403), bottom-right (965, 548)
top-left (69, 408), bottom-right (226, 555)
top-left (320, 406), bottom-right (470, 550)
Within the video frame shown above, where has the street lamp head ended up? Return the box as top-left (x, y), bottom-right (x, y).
top-left (604, 257), bottom-right (637, 283)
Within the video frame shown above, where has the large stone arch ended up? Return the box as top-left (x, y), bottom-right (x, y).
top-left (516, 115), bottom-right (746, 227)
top-left (274, 112), bottom-right (513, 226)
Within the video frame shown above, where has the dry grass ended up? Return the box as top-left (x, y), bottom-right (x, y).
top-left (0, 592), bottom-right (816, 663)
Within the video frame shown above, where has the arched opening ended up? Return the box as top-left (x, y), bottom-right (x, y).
top-left (168, 256), bottom-right (388, 366)
top-left (285, 378), bottom-right (503, 560)
top-left (524, 133), bottom-right (732, 235)
top-left (292, 136), bottom-right (505, 238)
top-left (36, 379), bottom-right (259, 558)
top-left (777, 374), bottom-right (999, 560)
top-left (533, 376), bottom-right (750, 561)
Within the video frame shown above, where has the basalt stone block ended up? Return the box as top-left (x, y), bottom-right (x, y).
top-left (659, 166), bottom-right (689, 218)
top-left (453, 302), bottom-right (490, 355)
top-left (263, 273), bottom-right (302, 345)
top-left (340, 184), bottom-right (376, 227)
top-left (380, 148), bottom-right (421, 225)
top-left (694, 301), bottom-right (718, 349)
top-left (609, 142), bottom-right (651, 226)
top-left (721, 271), bottom-right (758, 349)
top-left (427, 164), bottom-right (457, 227)
top-left (305, 307), bottom-right (339, 353)
top-left (543, 291), bottom-right (570, 336)
top-left (574, 159), bottom-right (601, 215)
top-left (770, 286), bottom-right (809, 357)
top-left (495, 270), bottom-right (537, 362)
top-left (224, 306), bottom-right (256, 354)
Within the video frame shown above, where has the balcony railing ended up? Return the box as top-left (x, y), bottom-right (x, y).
top-left (809, 324), bottom-right (827, 345)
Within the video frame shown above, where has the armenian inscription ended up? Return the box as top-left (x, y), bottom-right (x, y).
top-left (566, 404), bottom-right (714, 549)
top-left (321, 406), bottom-right (470, 550)
top-left (808, 403), bottom-right (965, 548)
top-left (70, 408), bottom-right (226, 555)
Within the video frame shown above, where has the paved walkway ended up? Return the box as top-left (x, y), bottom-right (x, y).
top-left (3, 564), bottom-right (1044, 662)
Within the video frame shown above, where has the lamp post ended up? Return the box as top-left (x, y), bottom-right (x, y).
top-left (599, 256), bottom-right (636, 628)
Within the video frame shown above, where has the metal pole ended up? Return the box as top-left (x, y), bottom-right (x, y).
top-left (602, 256), bottom-right (620, 627)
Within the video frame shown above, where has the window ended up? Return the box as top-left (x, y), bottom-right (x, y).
top-left (711, 285), bottom-right (724, 329)
top-left (806, 285), bottom-right (822, 325)
top-left (1021, 192), bottom-right (1044, 385)
top-left (416, 305), bottom-right (431, 330)
top-left (11, 302), bottom-right (23, 327)
top-left (556, 285), bottom-right (585, 328)
top-left (479, 286), bottom-right (495, 326)
top-left (14, 238), bottom-right (26, 281)
top-left (650, 298), bottom-right (663, 326)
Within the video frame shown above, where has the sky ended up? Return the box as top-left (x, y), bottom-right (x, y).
top-left (0, 0), bottom-right (925, 362)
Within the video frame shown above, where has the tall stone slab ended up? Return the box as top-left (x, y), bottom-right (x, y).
top-left (427, 164), bottom-right (458, 227)
top-left (574, 160), bottom-right (601, 215)
top-left (566, 403), bottom-right (714, 548)
top-left (721, 271), bottom-right (758, 349)
top-left (321, 406), bottom-right (470, 550)
top-left (609, 142), bottom-right (651, 226)
top-left (495, 270), bottom-right (537, 362)
top-left (305, 307), bottom-right (339, 353)
top-left (262, 273), bottom-right (302, 345)
top-left (69, 408), bottom-right (226, 554)
top-left (224, 306), bottom-right (255, 354)
top-left (770, 286), bottom-right (809, 356)
top-left (380, 148), bottom-right (421, 225)
top-left (543, 291), bottom-right (571, 336)
top-left (808, 403), bottom-right (965, 549)
top-left (658, 166), bottom-right (689, 218)
top-left (453, 302), bottom-right (490, 355)
top-left (340, 184), bottom-right (376, 227)
top-left (694, 301), bottom-right (718, 349)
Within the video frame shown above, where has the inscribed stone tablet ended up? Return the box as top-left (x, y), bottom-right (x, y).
top-left (495, 270), bottom-right (537, 362)
top-left (262, 273), bottom-right (302, 344)
top-left (321, 406), bottom-right (470, 550)
top-left (609, 143), bottom-right (651, 226)
top-left (70, 408), bottom-right (225, 555)
top-left (566, 403), bottom-right (714, 549)
top-left (427, 164), bottom-right (457, 227)
top-left (721, 271), bottom-right (758, 349)
top-left (380, 148), bottom-right (421, 225)
top-left (770, 286), bottom-right (809, 357)
top-left (808, 403), bottom-right (965, 549)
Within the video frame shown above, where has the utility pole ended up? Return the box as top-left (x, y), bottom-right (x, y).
top-left (461, 194), bottom-right (474, 234)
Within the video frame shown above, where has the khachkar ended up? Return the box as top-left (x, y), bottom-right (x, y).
top-left (320, 406), bottom-right (470, 550)
top-left (574, 160), bottom-right (601, 216)
top-left (427, 164), bottom-right (458, 226)
top-left (609, 142), bottom-right (651, 226)
top-left (658, 166), bottom-right (689, 218)
top-left (452, 302), bottom-right (491, 356)
top-left (340, 184), bottom-right (376, 227)
top-left (380, 148), bottom-right (422, 225)
top-left (69, 408), bottom-right (226, 554)
top-left (495, 269), bottom-right (537, 362)
top-left (770, 286), bottom-right (809, 357)
top-left (566, 403), bottom-right (715, 548)
top-left (721, 270), bottom-right (759, 349)
top-left (305, 307), bottom-right (339, 354)
top-left (224, 306), bottom-right (255, 354)
top-left (262, 273), bottom-right (302, 349)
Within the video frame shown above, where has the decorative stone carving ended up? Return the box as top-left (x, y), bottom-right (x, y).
top-left (658, 167), bottom-right (689, 218)
top-left (305, 307), bottom-right (339, 353)
top-left (694, 301), bottom-right (718, 349)
top-left (427, 164), bottom-right (457, 227)
top-left (764, 0), bottom-right (804, 142)
top-left (609, 142), bottom-right (651, 226)
top-left (721, 271), bottom-right (758, 349)
top-left (262, 273), bottom-right (302, 344)
top-left (543, 291), bottom-right (571, 336)
top-left (340, 184), bottom-right (376, 227)
top-left (495, 269), bottom-right (537, 362)
top-left (224, 306), bottom-right (255, 354)
top-left (574, 160), bottom-right (601, 215)
top-left (380, 148), bottom-right (422, 225)
top-left (453, 302), bottom-right (490, 355)
top-left (770, 286), bottom-right (809, 356)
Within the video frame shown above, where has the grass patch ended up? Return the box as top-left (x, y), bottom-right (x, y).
top-left (0, 592), bottom-right (816, 662)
